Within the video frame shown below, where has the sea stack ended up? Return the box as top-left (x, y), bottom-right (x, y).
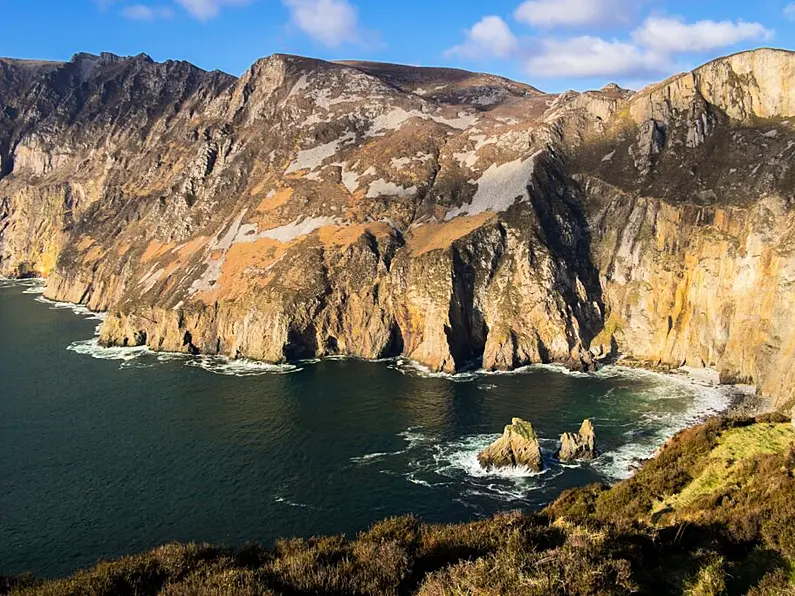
top-left (558, 419), bottom-right (597, 462)
top-left (477, 418), bottom-right (543, 472)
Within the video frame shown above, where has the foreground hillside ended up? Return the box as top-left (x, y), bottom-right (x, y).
top-left (4, 413), bottom-right (794, 595)
top-left (3, 48), bottom-right (795, 406)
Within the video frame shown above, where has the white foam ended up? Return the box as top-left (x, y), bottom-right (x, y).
top-left (388, 360), bottom-right (734, 484)
top-left (185, 355), bottom-right (301, 376)
top-left (34, 296), bottom-right (106, 320)
top-left (590, 365), bottom-right (732, 480)
top-left (274, 496), bottom-right (317, 509)
top-left (68, 337), bottom-right (149, 362)
top-left (385, 427), bottom-right (562, 502)
top-left (22, 283), bottom-right (46, 294)
top-left (350, 450), bottom-right (407, 464)
top-left (388, 358), bottom-right (479, 382)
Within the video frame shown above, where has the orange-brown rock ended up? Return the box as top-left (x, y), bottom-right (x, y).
top-left (477, 418), bottom-right (543, 472)
top-left (3, 49), bottom-right (795, 408)
top-left (558, 419), bottom-right (597, 462)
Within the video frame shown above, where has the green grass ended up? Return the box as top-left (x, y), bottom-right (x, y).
top-left (653, 423), bottom-right (795, 513)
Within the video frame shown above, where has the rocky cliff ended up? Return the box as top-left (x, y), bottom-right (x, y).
top-left (2, 48), bottom-right (795, 405)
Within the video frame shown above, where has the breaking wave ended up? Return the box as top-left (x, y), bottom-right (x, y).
top-left (591, 367), bottom-right (732, 480)
top-left (34, 295), bottom-right (106, 321)
top-left (352, 363), bottom-right (734, 500)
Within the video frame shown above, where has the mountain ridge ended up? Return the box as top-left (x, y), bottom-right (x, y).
top-left (2, 47), bottom-right (795, 405)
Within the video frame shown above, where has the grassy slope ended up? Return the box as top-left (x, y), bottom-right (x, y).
top-left (3, 414), bottom-right (795, 596)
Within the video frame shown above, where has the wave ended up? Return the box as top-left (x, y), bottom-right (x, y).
top-left (67, 337), bottom-right (151, 363)
top-left (0, 277), bottom-right (45, 289)
top-left (185, 355), bottom-right (301, 376)
top-left (274, 496), bottom-right (318, 509)
top-left (66, 337), bottom-right (301, 376)
top-left (34, 295), bottom-right (106, 320)
top-left (29, 292), bottom-right (300, 377)
top-left (368, 428), bottom-right (565, 504)
top-left (387, 359), bottom-right (480, 382)
top-left (21, 284), bottom-right (47, 294)
top-left (350, 450), bottom-right (407, 464)
top-left (591, 371), bottom-right (731, 481)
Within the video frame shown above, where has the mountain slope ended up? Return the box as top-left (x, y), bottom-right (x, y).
top-left (2, 48), bottom-right (795, 405)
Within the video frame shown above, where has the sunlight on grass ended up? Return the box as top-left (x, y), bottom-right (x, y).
top-left (653, 423), bottom-right (795, 513)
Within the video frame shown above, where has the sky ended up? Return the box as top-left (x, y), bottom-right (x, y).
top-left (1, 0), bottom-right (793, 91)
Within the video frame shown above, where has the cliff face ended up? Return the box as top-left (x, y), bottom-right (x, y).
top-left (2, 48), bottom-right (795, 403)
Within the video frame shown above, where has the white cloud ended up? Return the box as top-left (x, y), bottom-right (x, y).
top-left (633, 16), bottom-right (772, 54)
top-left (446, 16), bottom-right (518, 59)
top-left (784, 2), bottom-right (795, 21)
top-left (175, 0), bottom-right (251, 21)
top-left (514, 0), bottom-right (635, 28)
top-left (283, 0), bottom-right (363, 47)
top-left (524, 36), bottom-right (669, 78)
top-left (122, 4), bottom-right (174, 20)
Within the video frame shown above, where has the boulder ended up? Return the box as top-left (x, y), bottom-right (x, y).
top-left (558, 419), bottom-right (597, 462)
top-left (477, 418), bottom-right (543, 472)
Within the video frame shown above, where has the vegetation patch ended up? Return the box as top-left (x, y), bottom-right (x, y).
top-left (5, 414), bottom-right (795, 595)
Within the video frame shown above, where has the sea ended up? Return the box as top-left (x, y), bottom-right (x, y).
top-left (0, 278), bottom-right (732, 577)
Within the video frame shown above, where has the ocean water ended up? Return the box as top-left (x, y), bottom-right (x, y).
top-left (0, 279), bottom-right (730, 578)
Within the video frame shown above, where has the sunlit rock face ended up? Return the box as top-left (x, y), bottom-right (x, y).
top-left (478, 418), bottom-right (543, 472)
top-left (3, 49), bottom-right (795, 405)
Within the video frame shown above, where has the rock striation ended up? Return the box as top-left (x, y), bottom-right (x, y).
top-left (3, 48), bottom-right (795, 406)
top-left (558, 419), bottom-right (597, 462)
top-left (477, 418), bottom-right (543, 472)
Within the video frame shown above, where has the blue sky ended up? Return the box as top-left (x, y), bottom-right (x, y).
top-left (1, 0), bottom-right (793, 91)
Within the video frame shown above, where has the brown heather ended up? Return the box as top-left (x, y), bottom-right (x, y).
top-left (4, 413), bottom-right (795, 595)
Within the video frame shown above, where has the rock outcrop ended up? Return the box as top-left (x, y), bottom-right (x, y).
top-left (477, 418), bottom-right (543, 472)
top-left (558, 419), bottom-right (597, 462)
top-left (3, 48), bottom-right (795, 406)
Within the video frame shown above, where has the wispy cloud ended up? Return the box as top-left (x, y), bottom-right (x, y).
top-left (446, 16), bottom-right (518, 59)
top-left (122, 4), bottom-right (175, 20)
top-left (524, 36), bottom-right (669, 78)
top-left (283, 0), bottom-right (365, 47)
top-left (514, 0), bottom-right (637, 29)
top-left (174, 0), bottom-right (251, 21)
top-left (447, 2), bottom-right (775, 82)
top-left (633, 16), bottom-right (772, 53)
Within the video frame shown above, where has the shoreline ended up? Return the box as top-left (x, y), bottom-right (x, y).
top-left (9, 279), bottom-right (775, 418)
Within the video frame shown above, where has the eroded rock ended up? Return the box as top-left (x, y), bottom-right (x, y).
top-left (558, 419), bottom-right (597, 462)
top-left (477, 418), bottom-right (543, 472)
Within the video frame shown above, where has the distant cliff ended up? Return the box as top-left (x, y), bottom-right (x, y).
top-left (2, 48), bottom-right (795, 405)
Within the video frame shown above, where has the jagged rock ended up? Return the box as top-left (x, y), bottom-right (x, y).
top-left (4, 49), bottom-right (795, 408)
top-left (477, 418), bottom-right (543, 472)
top-left (630, 119), bottom-right (666, 174)
top-left (558, 419), bottom-right (597, 462)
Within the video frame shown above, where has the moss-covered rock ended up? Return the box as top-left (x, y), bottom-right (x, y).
top-left (477, 418), bottom-right (543, 472)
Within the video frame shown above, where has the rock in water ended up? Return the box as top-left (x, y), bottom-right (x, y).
top-left (477, 418), bottom-right (543, 472)
top-left (558, 419), bottom-right (597, 462)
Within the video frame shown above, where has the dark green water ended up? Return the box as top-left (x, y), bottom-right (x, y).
top-left (0, 280), bottom-right (729, 578)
